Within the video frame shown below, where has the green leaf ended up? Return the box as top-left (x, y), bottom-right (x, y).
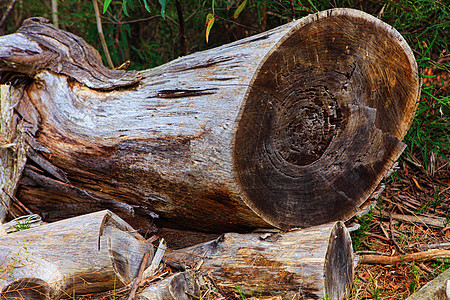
top-left (122, 0), bottom-right (129, 16)
top-left (159, 0), bottom-right (167, 19)
top-left (234, 0), bottom-right (247, 19)
top-left (205, 13), bottom-right (215, 43)
top-left (103, 0), bottom-right (113, 13)
top-left (142, 0), bottom-right (151, 13)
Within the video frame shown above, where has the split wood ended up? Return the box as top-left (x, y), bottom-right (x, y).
top-left (142, 238), bottom-right (167, 280)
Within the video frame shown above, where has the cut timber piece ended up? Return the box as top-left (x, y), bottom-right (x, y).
top-left (0, 9), bottom-right (419, 231)
top-left (164, 222), bottom-right (354, 299)
top-left (0, 210), bottom-right (153, 299)
top-left (136, 272), bottom-right (199, 300)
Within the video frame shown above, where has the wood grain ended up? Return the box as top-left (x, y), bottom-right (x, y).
top-left (164, 222), bottom-right (354, 299)
top-left (0, 9), bottom-right (419, 231)
top-left (0, 210), bottom-right (153, 299)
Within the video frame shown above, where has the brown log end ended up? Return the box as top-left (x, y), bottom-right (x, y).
top-left (233, 8), bottom-right (420, 228)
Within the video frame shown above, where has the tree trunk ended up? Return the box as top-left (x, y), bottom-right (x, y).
top-left (0, 210), bottom-right (153, 299)
top-left (0, 8), bottom-right (420, 232)
top-left (164, 222), bottom-right (354, 299)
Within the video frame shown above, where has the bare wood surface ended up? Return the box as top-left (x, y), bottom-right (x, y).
top-left (143, 238), bottom-right (167, 280)
top-left (390, 212), bottom-right (447, 228)
top-left (165, 222), bottom-right (354, 299)
top-left (136, 271), bottom-right (199, 300)
top-left (0, 210), bottom-right (153, 299)
top-left (358, 249), bottom-right (450, 265)
top-left (0, 9), bottom-right (420, 231)
top-left (0, 221), bottom-right (6, 236)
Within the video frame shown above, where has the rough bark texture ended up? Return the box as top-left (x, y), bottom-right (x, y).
top-left (0, 210), bottom-right (153, 299)
top-left (0, 9), bottom-right (419, 232)
top-left (0, 85), bottom-right (28, 221)
top-left (164, 222), bottom-right (354, 299)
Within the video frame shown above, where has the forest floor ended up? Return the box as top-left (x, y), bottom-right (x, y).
top-left (86, 156), bottom-right (450, 300)
top-left (347, 60), bottom-right (450, 300)
top-left (349, 155), bottom-right (450, 300)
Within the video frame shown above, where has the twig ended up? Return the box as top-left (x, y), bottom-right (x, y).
top-left (142, 238), bottom-right (167, 280)
top-left (0, 0), bottom-right (18, 27)
top-left (2, 187), bottom-right (33, 215)
top-left (51, 0), bottom-right (59, 28)
top-left (127, 252), bottom-right (150, 300)
top-left (391, 212), bottom-right (446, 229)
top-left (419, 242), bottom-right (450, 251)
top-left (92, 0), bottom-right (114, 69)
top-left (175, 0), bottom-right (187, 56)
top-left (214, 15), bottom-right (259, 31)
top-left (358, 249), bottom-right (450, 265)
top-left (366, 231), bottom-right (390, 242)
top-left (389, 211), bottom-right (405, 254)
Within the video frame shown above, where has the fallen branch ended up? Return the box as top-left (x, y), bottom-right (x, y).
top-left (142, 238), bottom-right (167, 280)
top-left (127, 252), bottom-right (151, 300)
top-left (358, 249), bottom-right (450, 265)
top-left (377, 211), bottom-right (447, 228)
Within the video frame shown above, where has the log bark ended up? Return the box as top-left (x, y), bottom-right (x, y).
top-left (164, 222), bottom-right (354, 299)
top-left (0, 8), bottom-right (420, 232)
top-left (0, 210), bottom-right (153, 299)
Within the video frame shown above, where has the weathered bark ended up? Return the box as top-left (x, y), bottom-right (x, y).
top-left (164, 222), bottom-right (354, 299)
top-left (136, 272), bottom-right (199, 300)
top-left (0, 9), bottom-right (420, 232)
top-left (0, 210), bottom-right (153, 299)
top-left (0, 84), bottom-right (28, 221)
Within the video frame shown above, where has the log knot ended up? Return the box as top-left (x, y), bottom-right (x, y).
top-left (0, 17), bottom-right (142, 90)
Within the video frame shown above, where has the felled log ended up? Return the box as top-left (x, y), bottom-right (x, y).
top-left (164, 222), bottom-right (354, 299)
top-left (0, 210), bottom-right (153, 299)
top-left (0, 8), bottom-right (420, 232)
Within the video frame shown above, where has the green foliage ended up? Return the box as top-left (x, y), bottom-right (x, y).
top-left (13, 218), bottom-right (31, 232)
top-left (415, 186), bottom-right (443, 215)
top-left (430, 258), bottom-right (450, 272)
top-left (408, 262), bottom-right (421, 293)
top-left (396, 0), bottom-right (449, 170)
top-left (351, 209), bottom-right (374, 251)
top-left (235, 285), bottom-right (246, 299)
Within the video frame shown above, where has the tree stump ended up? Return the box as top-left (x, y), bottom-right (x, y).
top-left (0, 8), bottom-right (419, 232)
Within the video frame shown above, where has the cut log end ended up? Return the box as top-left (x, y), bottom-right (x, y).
top-left (233, 8), bottom-right (419, 228)
top-left (324, 221), bottom-right (354, 299)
